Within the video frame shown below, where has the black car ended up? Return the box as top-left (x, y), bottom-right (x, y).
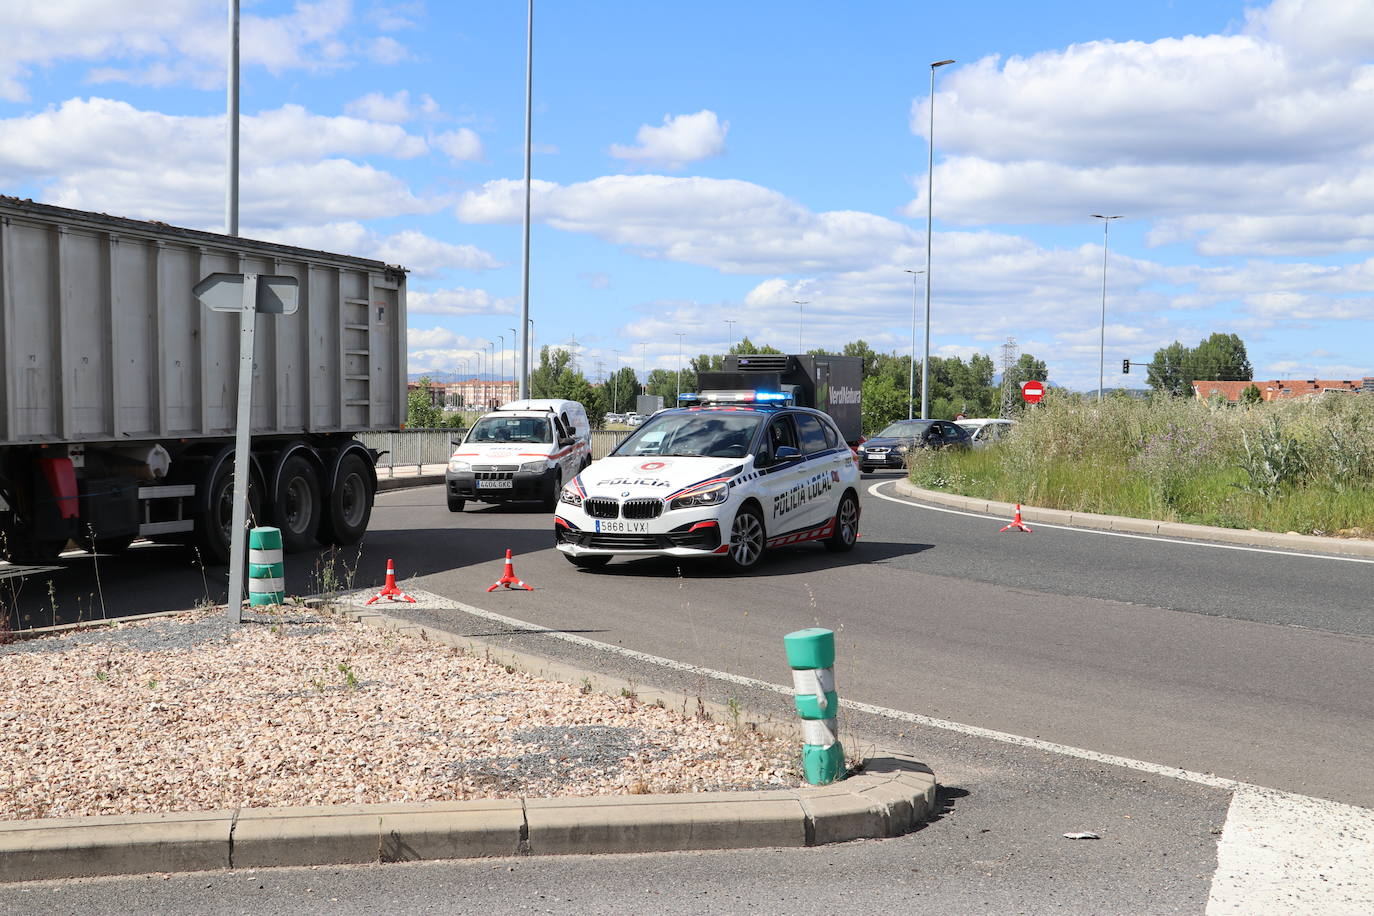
top-left (856, 419), bottom-right (970, 472)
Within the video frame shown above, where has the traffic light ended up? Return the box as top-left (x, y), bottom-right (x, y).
top-left (1122, 359), bottom-right (1131, 374)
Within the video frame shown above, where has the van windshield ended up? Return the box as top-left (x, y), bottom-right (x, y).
top-left (467, 417), bottom-right (551, 444)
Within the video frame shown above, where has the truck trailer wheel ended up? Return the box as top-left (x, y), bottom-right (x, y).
top-left (320, 453), bottom-right (374, 545)
top-left (196, 459), bottom-right (263, 566)
top-left (274, 456), bottom-right (321, 552)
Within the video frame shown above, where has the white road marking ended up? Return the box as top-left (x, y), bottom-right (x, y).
top-left (1206, 786), bottom-right (1374, 914)
top-left (867, 481), bottom-right (1374, 565)
top-left (386, 587), bottom-right (1374, 908)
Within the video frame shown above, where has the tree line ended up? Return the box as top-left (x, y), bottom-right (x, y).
top-left (410, 330), bottom-right (1254, 433)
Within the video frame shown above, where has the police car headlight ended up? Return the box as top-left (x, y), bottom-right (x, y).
top-left (520, 459), bottom-right (547, 472)
top-left (447, 458), bottom-right (470, 473)
top-left (895, 445), bottom-right (908, 454)
top-left (670, 482), bottom-right (729, 510)
top-left (559, 483), bottom-right (583, 508)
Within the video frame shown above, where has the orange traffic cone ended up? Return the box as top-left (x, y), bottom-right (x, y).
top-left (365, 558), bottom-right (417, 604)
top-left (999, 504), bottom-right (1033, 533)
top-left (487, 549), bottom-right (534, 592)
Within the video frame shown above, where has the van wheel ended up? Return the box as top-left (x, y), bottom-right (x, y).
top-left (447, 492), bottom-right (465, 512)
top-left (542, 472), bottom-right (561, 513)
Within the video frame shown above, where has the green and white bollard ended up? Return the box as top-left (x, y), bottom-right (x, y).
top-left (784, 626), bottom-right (845, 785)
top-left (247, 526), bottom-right (285, 606)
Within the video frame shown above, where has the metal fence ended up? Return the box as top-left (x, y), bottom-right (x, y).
top-left (358, 428), bottom-right (633, 476)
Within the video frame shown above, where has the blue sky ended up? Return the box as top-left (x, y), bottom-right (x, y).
top-left (3, 0), bottom-right (1372, 392)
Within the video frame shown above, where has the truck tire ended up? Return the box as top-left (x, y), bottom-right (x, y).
top-left (320, 453), bottom-right (374, 546)
top-left (274, 456), bottom-right (321, 552)
top-left (196, 459), bottom-right (263, 566)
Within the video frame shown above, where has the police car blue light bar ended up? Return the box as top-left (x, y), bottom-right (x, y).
top-left (754, 391), bottom-right (789, 401)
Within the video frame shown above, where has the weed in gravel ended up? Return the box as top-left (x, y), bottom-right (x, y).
top-left (86, 524), bottom-right (108, 621)
top-left (726, 697), bottom-right (742, 730)
top-left (579, 676), bottom-right (593, 695)
top-left (338, 662), bottom-right (359, 691)
top-left (45, 580), bottom-right (59, 628)
top-left (146, 679), bottom-right (159, 689)
top-left (628, 780), bottom-right (652, 795)
top-left (620, 686), bottom-right (638, 701)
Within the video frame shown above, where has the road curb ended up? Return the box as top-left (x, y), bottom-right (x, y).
top-left (0, 600), bottom-right (939, 884)
top-left (892, 479), bottom-right (1374, 558)
top-left (375, 473), bottom-right (444, 492)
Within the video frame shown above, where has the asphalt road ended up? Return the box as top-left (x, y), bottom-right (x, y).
top-left (7, 475), bottom-right (1372, 912)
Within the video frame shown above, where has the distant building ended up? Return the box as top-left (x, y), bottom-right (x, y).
top-left (1192, 378), bottom-right (1374, 402)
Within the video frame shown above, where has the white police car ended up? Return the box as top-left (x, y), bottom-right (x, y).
top-left (554, 404), bottom-right (861, 571)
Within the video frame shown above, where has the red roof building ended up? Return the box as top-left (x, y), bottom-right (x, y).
top-left (1192, 378), bottom-right (1374, 402)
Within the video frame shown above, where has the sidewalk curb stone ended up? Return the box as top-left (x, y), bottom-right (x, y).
top-left (893, 479), bottom-right (1374, 558)
top-left (0, 600), bottom-right (938, 884)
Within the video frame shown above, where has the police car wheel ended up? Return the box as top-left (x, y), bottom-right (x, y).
top-left (824, 492), bottom-right (859, 553)
top-left (565, 554), bottom-right (611, 569)
top-left (724, 505), bottom-right (766, 572)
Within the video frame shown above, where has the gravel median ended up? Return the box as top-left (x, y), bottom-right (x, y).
top-left (1, 606), bottom-right (801, 821)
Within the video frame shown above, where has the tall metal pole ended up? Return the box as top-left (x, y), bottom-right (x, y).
top-left (508, 327), bottom-right (518, 400)
top-left (640, 342), bottom-right (648, 395)
top-left (518, 0), bottom-right (534, 398)
top-left (904, 269), bottom-right (924, 419)
top-left (527, 317), bottom-right (534, 393)
top-left (923, 59), bottom-right (954, 420)
top-left (497, 335), bottom-right (505, 405)
top-left (1092, 214), bottom-right (1122, 402)
top-left (226, 0), bottom-right (240, 235)
top-left (793, 300), bottom-right (808, 352)
top-left (725, 318), bottom-right (737, 350)
top-left (610, 348), bottom-right (620, 413)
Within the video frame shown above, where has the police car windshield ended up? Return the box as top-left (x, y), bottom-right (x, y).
top-left (877, 420), bottom-right (934, 438)
top-left (613, 412), bottom-right (761, 459)
top-left (467, 417), bottom-right (551, 444)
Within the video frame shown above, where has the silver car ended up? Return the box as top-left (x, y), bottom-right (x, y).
top-left (955, 418), bottom-right (1016, 448)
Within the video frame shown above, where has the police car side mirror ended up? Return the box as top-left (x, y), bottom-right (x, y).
top-left (775, 445), bottom-right (801, 461)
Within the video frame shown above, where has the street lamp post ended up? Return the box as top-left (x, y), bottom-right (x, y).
top-left (904, 269), bottom-right (925, 419)
top-left (640, 341), bottom-right (648, 395)
top-left (517, 0), bottom-right (534, 398)
top-left (526, 318), bottom-right (534, 394)
top-left (497, 334), bottom-right (505, 403)
top-left (724, 318), bottom-right (737, 351)
top-left (508, 327), bottom-right (518, 400)
top-left (793, 300), bottom-right (809, 352)
top-left (923, 58), bottom-right (955, 420)
top-left (1092, 214), bottom-right (1123, 402)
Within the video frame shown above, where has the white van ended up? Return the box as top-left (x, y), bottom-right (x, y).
top-left (445, 399), bottom-right (592, 512)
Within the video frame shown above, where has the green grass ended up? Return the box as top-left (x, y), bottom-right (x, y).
top-left (907, 393), bottom-right (1374, 538)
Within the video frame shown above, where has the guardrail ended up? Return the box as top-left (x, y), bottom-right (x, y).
top-left (357, 429), bottom-right (634, 477)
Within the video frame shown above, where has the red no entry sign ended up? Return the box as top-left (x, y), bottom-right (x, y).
top-left (1022, 380), bottom-right (1045, 404)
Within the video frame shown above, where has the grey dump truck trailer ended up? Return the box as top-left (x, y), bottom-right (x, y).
top-left (689, 354), bottom-right (863, 445)
top-left (0, 197), bottom-right (407, 565)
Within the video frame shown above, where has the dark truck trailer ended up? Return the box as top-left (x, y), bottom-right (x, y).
top-left (0, 197), bottom-right (408, 565)
top-left (693, 354), bottom-right (863, 445)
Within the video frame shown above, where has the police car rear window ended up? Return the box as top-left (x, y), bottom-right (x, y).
top-left (795, 414), bottom-right (830, 454)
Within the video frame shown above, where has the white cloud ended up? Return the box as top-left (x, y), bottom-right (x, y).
top-left (408, 326), bottom-right (460, 349)
top-left (409, 288), bottom-right (515, 316)
top-left (434, 128), bottom-right (484, 163)
top-left (255, 223), bottom-right (498, 274)
top-left (0, 0), bottom-right (404, 101)
top-left (345, 90), bottom-right (421, 123)
top-left (457, 175), bottom-right (913, 274)
top-left (609, 110), bottom-right (728, 169)
top-left (901, 4), bottom-right (1374, 257)
top-left (0, 97), bottom-right (439, 227)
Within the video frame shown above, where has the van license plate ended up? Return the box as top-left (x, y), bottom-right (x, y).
top-left (477, 480), bottom-right (513, 489)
